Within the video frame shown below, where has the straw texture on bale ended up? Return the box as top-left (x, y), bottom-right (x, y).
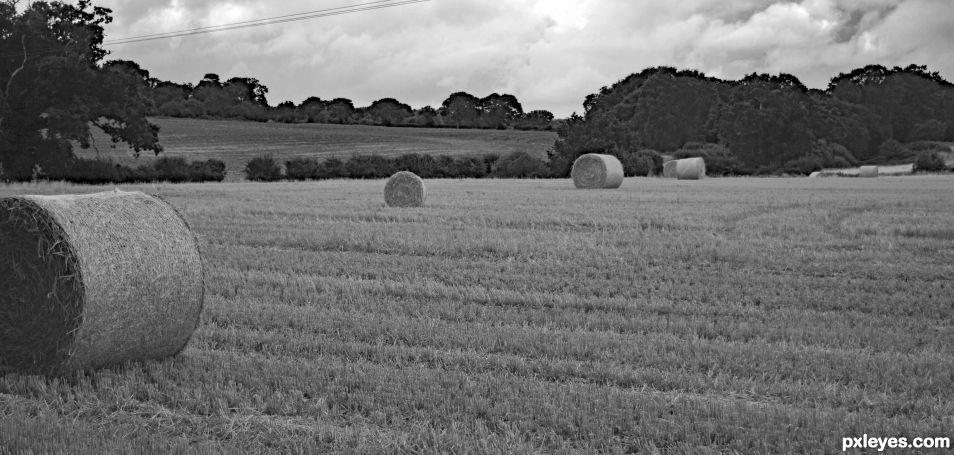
top-left (859, 166), bottom-right (879, 178)
top-left (662, 160), bottom-right (678, 178)
top-left (0, 190), bottom-right (204, 375)
top-left (675, 157), bottom-right (706, 180)
top-left (384, 171), bottom-right (426, 207)
top-left (571, 154), bottom-right (624, 189)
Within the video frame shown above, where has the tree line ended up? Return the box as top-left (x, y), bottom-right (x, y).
top-left (130, 66), bottom-right (555, 131)
top-left (550, 65), bottom-right (954, 175)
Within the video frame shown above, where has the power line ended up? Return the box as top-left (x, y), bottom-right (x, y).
top-left (0, 0), bottom-right (429, 59)
top-left (104, 0), bottom-right (397, 44)
top-left (104, 0), bottom-right (430, 46)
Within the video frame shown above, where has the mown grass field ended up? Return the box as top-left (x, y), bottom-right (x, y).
top-left (1, 176), bottom-right (953, 453)
top-left (75, 118), bottom-right (557, 180)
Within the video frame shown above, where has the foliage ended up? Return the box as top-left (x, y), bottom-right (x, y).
top-left (558, 64), bottom-right (954, 175)
top-left (30, 156), bottom-right (226, 184)
top-left (913, 150), bottom-right (947, 173)
top-left (152, 156), bottom-right (191, 182)
top-left (187, 159), bottom-right (227, 182)
top-left (244, 155), bottom-right (282, 181)
top-left (0, 1), bottom-right (161, 178)
top-left (491, 151), bottom-right (549, 178)
top-left (612, 148), bottom-right (663, 177)
top-left (148, 78), bottom-right (551, 130)
top-left (876, 138), bottom-right (915, 163)
top-left (672, 143), bottom-right (746, 176)
top-left (273, 153), bottom-right (510, 181)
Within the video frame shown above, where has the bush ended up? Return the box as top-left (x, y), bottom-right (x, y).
top-left (913, 150), bottom-right (947, 173)
top-left (189, 159), bottom-right (227, 182)
top-left (153, 157), bottom-right (191, 182)
top-left (453, 156), bottom-right (488, 178)
top-left (23, 156), bottom-right (226, 184)
top-left (345, 154), bottom-right (394, 179)
top-left (482, 154), bottom-right (501, 175)
top-left (616, 149), bottom-right (663, 176)
top-left (316, 157), bottom-right (347, 179)
top-left (245, 155), bottom-right (283, 181)
top-left (876, 139), bottom-right (914, 162)
top-left (393, 153), bottom-right (437, 177)
top-left (781, 156), bottom-right (823, 175)
top-left (285, 158), bottom-right (320, 180)
top-left (48, 158), bottom-right (133, 184)
top-left (491, 151), bottom-right (549, 178)
top-left (810, 140), bottom-right (858, 168)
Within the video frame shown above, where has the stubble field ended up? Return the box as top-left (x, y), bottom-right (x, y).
top-left (1, 176), bottom-right (953, 453)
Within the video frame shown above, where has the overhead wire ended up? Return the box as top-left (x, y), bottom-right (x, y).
top-left (102, 0), bottom-right (397, 44)
top-left (0, 0), bottom-right (429, 60)
top-left (105, 0), bottom-right (430, 46)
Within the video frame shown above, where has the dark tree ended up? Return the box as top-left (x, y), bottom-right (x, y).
top-left (515, 109), bottom-right (554, 130)
top-left (326, 98), bottom-right (355, 124)
top-left (368, 98), bottom-right (412, 126)
top-left (711, 74), bottom-right (814, 168)
top-left (440, 92), bottom-right (480, 128)
top-left (225, 77), bottom-right (269, 106)
top-left (0, 0), bottom-right (161, 178)
top-left (479, 93), bottom-right (523, 129)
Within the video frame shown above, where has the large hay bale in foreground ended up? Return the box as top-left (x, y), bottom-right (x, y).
top-left (675, 157), bottom-right (706, 180)
top-left (859, 166), bottom-right (879, 178)
top-left (571, 154), bottom-right (624, 189)
top-left (662, 160), bottom-right (678, 178)
top-left (0, 191), bottom-right (204, 375)
top-left (384, 171), bottom-right (426, 207)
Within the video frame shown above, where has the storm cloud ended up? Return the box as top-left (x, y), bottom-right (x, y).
top-left (94, 0), bottom-right (954, 116)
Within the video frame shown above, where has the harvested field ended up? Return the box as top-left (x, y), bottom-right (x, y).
top-left (1, 176), bottom-right (952, 453)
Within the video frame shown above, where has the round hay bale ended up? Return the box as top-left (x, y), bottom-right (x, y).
top-left (675, 157), bottom-right (706, 180)
top-left (0, 190), bottom-right (204, 375)
top-left (384, 171), bottom-right (426, 207)
top-left (859, 166), bottom-right (879, 178)
top-left (571, 154), bottom-right (624, 189)
top-left (808, 171), bottom-right (821, 178)
top-left (662, 160), bottom-right (678, 178)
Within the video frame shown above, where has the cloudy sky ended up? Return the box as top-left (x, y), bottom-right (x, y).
top-left (94, 0), bottom-right (954, 116)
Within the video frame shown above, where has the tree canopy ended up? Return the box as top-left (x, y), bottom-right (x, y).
top-left (552, 65), bottom-right (954, 175)
top-left (0, 0), bottom-right (161, 178)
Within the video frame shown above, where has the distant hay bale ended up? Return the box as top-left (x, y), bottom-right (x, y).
top-left (571, 154), bottom-right (624, 189)
top-left (675, 157), bottom-right (706, 180)
top-left (384, 171), bottom-right (426, 207)
top-left (0, 191), bottom-right (204, 375)
top-left (662, 160), bottom-right (678, 178)
top-left (808, 171), bottom-right (821, 178)
top-left (859, 166), bottom-right (879, 178)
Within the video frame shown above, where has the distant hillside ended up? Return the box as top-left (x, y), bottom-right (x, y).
top-left (75, 117), bottom-right (557, 181)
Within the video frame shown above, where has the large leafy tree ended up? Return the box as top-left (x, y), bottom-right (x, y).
top-left (0, 0), bottom-right (160, 178)
top-left (478, 93), bottom-right (523, 129)
top-left (440, 92), bottom-right (480, 128)
top-left (368, 97), bottom-right (412, 126)
top-left (710, 73), bottom-right (814, 168)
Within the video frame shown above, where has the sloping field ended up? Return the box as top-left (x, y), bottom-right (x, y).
top-left (1, 177), bottom-right (953, 453)
top-left (74, 118), bottom-right (557, 180)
